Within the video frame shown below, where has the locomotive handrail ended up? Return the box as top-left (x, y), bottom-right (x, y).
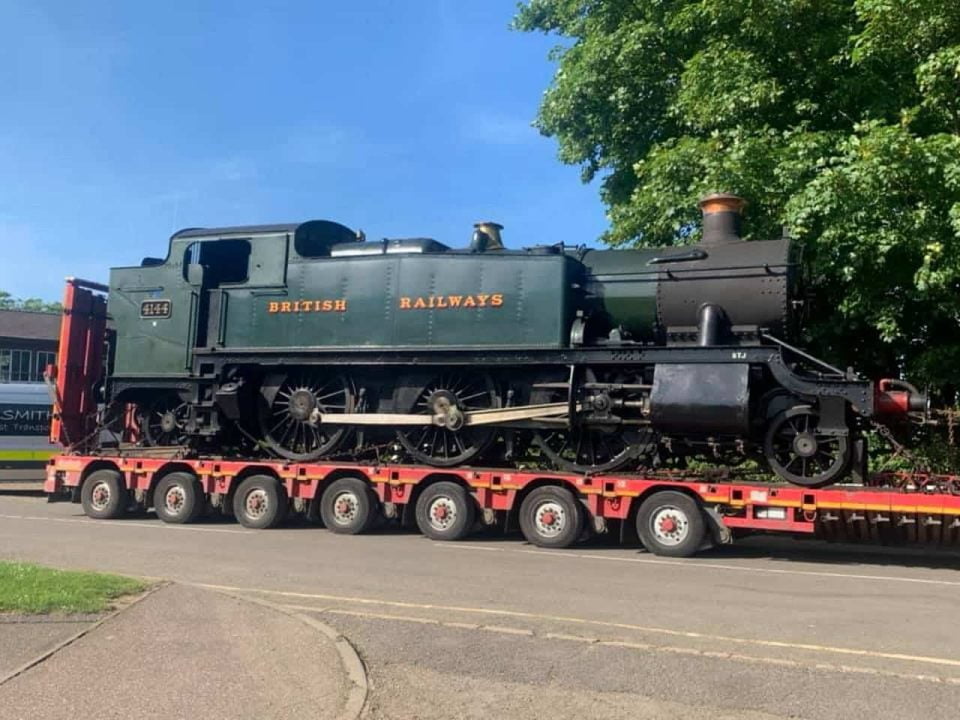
top-left (761, 333), bottom-right (847, 378)
top-left (588, 260), bottom-right (796, 280)
top-left (647, 249), bottom-right (707, 264)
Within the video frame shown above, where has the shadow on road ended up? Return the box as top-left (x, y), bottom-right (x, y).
top-left (16, 493), bottom-right (960, 571)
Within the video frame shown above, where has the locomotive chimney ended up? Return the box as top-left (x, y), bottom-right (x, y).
top-left (471, 221), bottom-right (505, 251)
top-left (699, 192), bottom-right (745, 246)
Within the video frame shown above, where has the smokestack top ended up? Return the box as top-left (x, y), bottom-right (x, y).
top-left (698, 192), bottom-right (746, 216)
top-left (698, 192), bottom-right (745, 246)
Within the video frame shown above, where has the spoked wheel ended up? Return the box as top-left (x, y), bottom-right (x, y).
top-left (260, 372), bottom-right (354, 461)
top-left (396, 372), bottom-right (498, 467)
top-left (531, 369), bottom-right (653, 474)
top-left (139, 395), bottom-right (190, 447)
top-left (764, 406), bottom-right (850, 488)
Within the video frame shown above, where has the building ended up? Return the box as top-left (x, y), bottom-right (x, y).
top-left (0, 309), bottom-right (60, 383)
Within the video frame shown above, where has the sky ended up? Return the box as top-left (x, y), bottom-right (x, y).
top-left (0, 0), bottom-right (608, 302)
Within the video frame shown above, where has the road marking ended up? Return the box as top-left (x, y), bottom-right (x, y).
top-left (283, 603), bottom-right (960, 686)
top-left (0, 513), bottom-right (252, 535)
top-left (324, 608), bottom-right (534, 636)
top-left (197, 582), bottom-right (960, 670)
top-left (481, 625), bottom-right (535, 637)
top-left (440, 543), bottom-right (960, 588)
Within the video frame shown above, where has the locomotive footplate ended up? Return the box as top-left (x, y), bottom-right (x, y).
top-left (187, 342), bottom-right (875, 416)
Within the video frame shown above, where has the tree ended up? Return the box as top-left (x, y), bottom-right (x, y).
top-left (515, 0), bottom-right (960, 394)
top-left (0, 290), bottom-right (62, 313)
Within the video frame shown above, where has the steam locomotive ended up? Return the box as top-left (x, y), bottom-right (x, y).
top-left (103, 194), bottom-right (925, 487)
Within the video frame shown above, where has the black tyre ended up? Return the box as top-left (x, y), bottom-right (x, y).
top-left (153, 472), bottom-right (204, 524)
top-left (518, 486), bottom-right (583, 549)
top-left (320, 477), bottom-right (378, 535)
top-left (415, 481), bottom-right (477, 541)
top-left (635, 491), bottom-right (706, 558)
top-left (232, 475), bottom-right (288, 529)
top-left (80, 469), bottom-right (128, 520)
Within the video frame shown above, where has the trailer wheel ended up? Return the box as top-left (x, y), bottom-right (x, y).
top-left (80, 469), bottom-right (128, 520)
top-left (518, 486), bottom-right (583, 549)
top-left (636, 491), bottom-right (705, 557)
top-left (154, 472), bottom-right (204, 524)
top-left (232, 475), bottom-right (288, 529)
top-left (320, 477), bottom-right (378, 534)
top-left (415, 481), bottom-right (476, 541)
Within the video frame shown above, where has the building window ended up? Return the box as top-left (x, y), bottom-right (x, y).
top-left (34, 351), bottom-right (56, 382)
top-left (0, 349), bottom-right (37, 383)
top-left (10, 349), bottom-right (32, 382)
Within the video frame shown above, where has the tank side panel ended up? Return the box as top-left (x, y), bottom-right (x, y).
top-left (221, 253), bottom-right (570, 349)
top-left (394, 254), bottom-right (569, 348)
top-left (223, 256), bottom-right (396, 348)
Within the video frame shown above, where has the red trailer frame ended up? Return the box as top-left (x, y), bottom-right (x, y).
top-left (42, 279), bottom-right (960, 557)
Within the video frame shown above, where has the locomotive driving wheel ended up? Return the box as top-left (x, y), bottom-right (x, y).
top-left (139, 395), bottom-right (191, 447)
top-left (396, 372), bottom-right (498, 467)
top-left (531, 369), bottom-right (654, 474)
top-left (764, 406), bottom-right (850, 488)
top-left (259, 372), bottom-right (354, 462)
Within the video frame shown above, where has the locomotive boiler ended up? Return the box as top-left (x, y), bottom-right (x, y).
top-left (102, 194), bottom-right (924, 487)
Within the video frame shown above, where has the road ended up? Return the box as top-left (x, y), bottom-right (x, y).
top-left (2, 492), bottom-right (959, 719)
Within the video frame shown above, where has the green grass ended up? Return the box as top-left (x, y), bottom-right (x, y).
top-left (0, 562), bottom-right (146, 614)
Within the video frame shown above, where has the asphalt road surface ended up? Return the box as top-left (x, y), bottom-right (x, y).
top-left (2, 493), bottom-right (959, 719)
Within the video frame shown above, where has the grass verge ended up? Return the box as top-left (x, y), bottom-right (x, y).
top-left (0, 562), bottom-right (146, 614)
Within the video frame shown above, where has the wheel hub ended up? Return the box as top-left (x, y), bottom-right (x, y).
top-left (333, 491), bottom-right (359, 523)
top-left (91, 482), bottom-right (110, 510)
top-left (245, 489), bottom-right (268, 518)
top-left (651, 507), bottom-right (688, 546)
top-left (165, 487), bottom-right (185, 513)
top-left (288, 389), bottom-right (317, 422)
top-left (160, 412), bottom-right (178, 433)
top-left (535, 502), bottom-right (566, 537)
top-left (428, 497), bottom-right (457, 530)
top-left (659, 516), bottom-right (677, 534)
top-left (429, 391), bottom-right (464, 431)
top-left (793, 432), bottom-right (818, 458)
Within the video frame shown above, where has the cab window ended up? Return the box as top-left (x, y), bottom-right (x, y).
top-left (183, 239), bottom-right (251, 285)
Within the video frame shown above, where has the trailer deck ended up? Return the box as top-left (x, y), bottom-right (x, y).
top-left (43, 453), bottom-right (960, 556)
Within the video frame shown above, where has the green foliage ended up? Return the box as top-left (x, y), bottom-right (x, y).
top-left (516, 0), bottom-right (960, 393)
top-left (0, 290), bottom-right (62, 313)
top-left (0, 562), bottom-right (145, 614)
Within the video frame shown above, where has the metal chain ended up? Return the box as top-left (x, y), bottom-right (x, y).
top-left (870, 418), bottom-right (932, 475)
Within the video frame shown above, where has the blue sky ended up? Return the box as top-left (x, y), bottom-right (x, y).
top-left (0, 1), bottom-right (608, 302)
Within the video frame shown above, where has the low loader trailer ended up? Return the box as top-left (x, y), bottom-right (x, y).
top-left (42, 279), bottom-right (960, 558)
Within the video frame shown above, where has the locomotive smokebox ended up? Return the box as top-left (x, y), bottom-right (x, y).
top-left (578, 191), bottom-right (794, 343)
top-left (699, 192), bottom-right (745, 246)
